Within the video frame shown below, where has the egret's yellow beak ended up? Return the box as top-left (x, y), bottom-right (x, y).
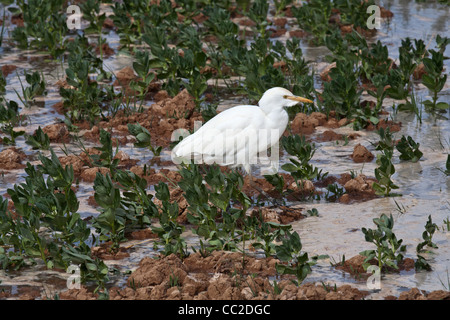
top-left (285, 95), bottom-right (314, 103)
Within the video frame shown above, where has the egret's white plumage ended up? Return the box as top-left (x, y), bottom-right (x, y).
top-left (171, 87), bottom-right (313, 173)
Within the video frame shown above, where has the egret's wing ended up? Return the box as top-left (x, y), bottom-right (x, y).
top-left (172, 106), bottom-right (281, 167)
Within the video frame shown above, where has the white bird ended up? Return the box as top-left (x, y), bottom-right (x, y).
top-left (171, 87), bottom-right (313, 174)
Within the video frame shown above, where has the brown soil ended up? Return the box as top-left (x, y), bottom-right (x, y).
top-left (339, 174), bottom-right (378, 203)
top-left (394, 288), bottom-right (450, 300)
top-left (58, 251), bottom-right (371, 300)
top-left (351, 144), bottom-right (374, 163)
top-left (57, 148), bottom-right (138, 181)
top-left (1, 65), bottom-right (18, 77)
top-left (320, 62), bottom-right (336, 82)
top-left (103, 18), bottom-right (115, 30)
top-left (380, 7), bottom-right (394, 18)
top-left (366, 119), bottom-right (402, 132)
top-left (112, 66), bottom-right (137, 88)
top-left (289, 29), bottom-right (307, 38)
top-left (413, 62), bottom-right (427, 80)
top-left (0, 147), bottom-right (26, 170)
top-left (251, 206), bottom-right (305, 224)
top-left (335, 254), bottom-right (415, 277)
top-left (126, 228), bottom-right (159, 240)
top-left (273, 17), bottom-right (287, 27)
top-left (268, 28), bottom-right (287, 38)
top-left (11, 14), bottom-right (24, 27)
top-left (91, 244), bottom-right (130, 261)
top-left (94, 42), bottom-right (115, 57)
top-left (290, 112), bottom-right (327, 135)
top-left (42, 123), bottom-right (70, 143)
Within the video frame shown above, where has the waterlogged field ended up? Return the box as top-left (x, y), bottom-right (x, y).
top-left (0, 0), bottom-right (449, 301)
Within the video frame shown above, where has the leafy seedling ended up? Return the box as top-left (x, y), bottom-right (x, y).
top-left (396, 135), bottom-right (423, 162)
top-left (127, 123), bottom-right (162, 157)
top-left (360, 213), bottom-right (406, 271)
top-left (25, 126), bottom-right (50, 150)
top-left (416, 215), bottom-right (439, 253)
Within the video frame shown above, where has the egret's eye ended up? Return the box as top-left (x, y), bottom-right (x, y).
top-left (283, 95), bottom-right (288, 99)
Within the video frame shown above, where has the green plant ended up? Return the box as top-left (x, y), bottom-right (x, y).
top-left (335, 0), bottom-right (376, 29)
top-left (360, 213), bottom-right (406, 271)
top-left (444, 216), bottom-right (450, 231)
top-left (60, 39), bottom-right (111, 123)
top-left (151, 182), bottom-right (187, 258)
top-left (306, 208), bottom-right (319, 217)
top-left (141, 26), bottom-right (211, 104)
top-left (273, 0), bottom-right (293, 16)
top-left (178, 164), bottom-right (251, 253)
top-left (10, 0), bottom-right (67, 58)
top-left (14, 70), bottom-right (47, 108)
top-left (246, 0), bottom-right (269, 38)
top-left (414, 255), bottom-right (432, 271)
top-left (92, 172), bottom-right (126, 252)
top-left (275, 230), bottom-right (327, 284)
top-left (128, 50), bottom-right (156, 110)
top-left (115, 169), bottom-right (157, 229)
top-left (281, 134), bottom-right (328, 182)
top-left (321, 60), bottom-right (363, 121)
top-left (416, 215), bottom-right (438, 253)
top-left (25, 126), bottom-right (50, 150)
top-left (0, 70), bottom-right (6, 99)
top-left (292, 0), bottom-right (334, 45)
top-left (437, 155), bottom-right (450, 176)
top-left (372, 128), bottom-right (400, 197)
top-left (250, 212), bottom-right (292, 257)
top-left (396, 135), bottom-right (423, 162)
top-left (127, 123), bottom-right (162, 157)
top-left (0, 99), bottom-right (25, 145)
top-left (80, 0), bottom-right (107, 59)
top-left (91, 129), bottom-right (120, 174)
top-left (421, 49), bottom-right (449, 111)
top-left (325, 183), bottom-right (345, 201)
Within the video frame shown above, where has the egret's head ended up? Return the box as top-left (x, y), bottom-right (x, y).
top-left (258, 87), bottom-right (313, 110)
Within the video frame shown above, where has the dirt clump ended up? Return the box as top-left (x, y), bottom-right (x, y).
top-left (320, 62), bottom-right (336, 82)
top-left (315, 130), bottom-right (359, 142)
top-left (286, 180), bottom-right (316, 201)
top-left (59, 286), bottom-right (98, 300)
top-left (344, 174), bottom-right (375, 194)
top-left (1, 65), bottom-right (17, 77)
top-left (153, 90), bottom-right (171, 102)
top-left (91, 244), bottom-right (130, 260)
top-left (335, 254), bottom-right (374, 276)
top-left (59, 251), bottom-right (371, 300)
top-left (80, 167), bottom-right (111, 182)
top-left (366, 119), bottom-right (401, 132)
top-left (351, 144), bottom-right (374, 163)
top-left (289, 29), bottom-right (307, 38)
top-left (127, 228), bottom-right (159, 240)
top-left (251, 206), bottom-right (305, 224)
top-left (0, 147), bottom-right (26, 170)
top-left (291, 112), bottom-right (327, 135)
top-left (42, 123), bottom-right (70, 142)
top-left (112, 66), bottom-right (137, 88)
top-left (58, 155), bottom-right (85, 176)
top-left (152, 89), bottom-right (196, 119)
top-left (94, 42), bottom-right (115, 57)
top-left (341, 174), bottom-right (377, 203)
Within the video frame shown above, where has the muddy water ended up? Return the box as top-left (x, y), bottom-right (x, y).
top-left (0, 1), bottom-right (449, 299)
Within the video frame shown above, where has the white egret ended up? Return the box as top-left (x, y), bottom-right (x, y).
top-left (171, 87), bottom-right (313, 174)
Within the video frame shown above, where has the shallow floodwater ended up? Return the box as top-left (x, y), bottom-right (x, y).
top-left (0, 0), bottom-right (449, 299)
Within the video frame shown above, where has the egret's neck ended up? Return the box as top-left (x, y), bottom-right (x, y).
top-left (259, 104), bottom-right (289, 133)
top-left (259, 102), bottom-right (285, 115)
